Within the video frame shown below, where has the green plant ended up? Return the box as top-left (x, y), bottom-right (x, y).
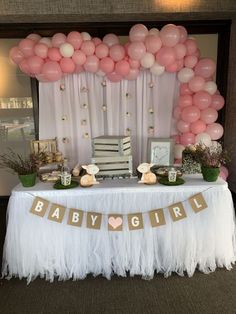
top-left (0, 149), bottom-right (37, 175)
top-left (184, 143), bottom-right (230, 168)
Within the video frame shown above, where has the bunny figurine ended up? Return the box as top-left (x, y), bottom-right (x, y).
top-left (137, 163), bottom-right (157, 185)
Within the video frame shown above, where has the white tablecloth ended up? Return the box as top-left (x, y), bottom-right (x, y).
top-left (2, 175), bottom-right (236, 282)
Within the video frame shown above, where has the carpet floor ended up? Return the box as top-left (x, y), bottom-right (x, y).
top-left (1, 198), bottom-right (236, 314)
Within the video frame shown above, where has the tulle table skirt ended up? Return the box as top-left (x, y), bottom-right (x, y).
top-left (2, 175), bottom-right (236, 283)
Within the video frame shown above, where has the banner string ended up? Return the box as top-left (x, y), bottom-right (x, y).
top-left (25, 186), bottom-right (214, 217)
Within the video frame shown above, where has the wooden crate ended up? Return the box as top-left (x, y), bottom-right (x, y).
top-left (91, 155), bottom-right (133, 177)
top-left (31, 138), bottom-right (57, 154)
top-left (92, 136), bottom-right (131, 157)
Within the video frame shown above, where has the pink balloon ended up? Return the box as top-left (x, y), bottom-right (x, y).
top-left (177, 26), bottom-right (188, 43)
top-left (173, 106), bottom-right (182, 119)
top-left (99, 57), bottom-right (114, 73)
top-left (219, 171), bottom-right (227, 181)
top-left (185, 39), bottom-right (197, 55)
top-left (129, 58), bottom-right (140, 69)
top-left (188, 76), bottom-right (205, 92)
top-left (27, 33), bottom-right (41, 42)
top-left (47, 47), bottom-right (62, 61)
top-left (165, 62), bottom-right (178, 73)
top-left (83, 55), bottom-right (99, 73)
top-left (129, 24), bottom-right (149, 42)
top-left (115, 60), bottom-right (130, 76)
top-left (193, 91), bottom-right (212, 110)
top-left (75, 64), bottom-right (84, 73)
top-left (67, 31), bottom-right (83, 49)
top-left (176, 59), bottom-right (184, 71)
top-left (177, 120), bottom-right (190, 133)
top-left (220, 165), bottom-right (229, 178)
top-left (27, 56), bottom-right (44, 74)
top-left (194, 58), bottom-right (216, 79)
top-left (110, 44), bottom-right (126, 62)
top-left (184, 55), bottom-right (198, 68)
top-left (35, 73), bottom-right (49, 82)
top-left (39, 37), bottom-right (52, 48)
top-left (103, 33), bottom-right (119, 47)
top-left (42, 61), bottom-right (62, 81)
top-left (193, 48), bottom-right (201, 59)
top-left (95, 43), bottom-right (109, 59)
top-left (92, 37), bottom-right (102, 46)
top-left (156, 47), bottom-right (176, 67)
top-left (127, 42), bottom-right (146, 61)
top-left (159, 24), bottom-right (180, 47)
top-left (206, 123), bottom-right (224, 140)
top-left (80, 40), bottom-right (95, 56)
top-left (145, 35), bottom-right (162, 53)
top-left (18, 38), bottom-right (35, 57)
top-left (52, 33), bottom-right (66, 48)
top-left (107, 71), bottom-right (123, 83)
top-left (180, 132), bottom-right (195, 145)
top-left (174, 43), bottom-right (187, 59)
top-left (181, 106), bottom-right (201, 123)
top-left (200, 108), bottom-right (218, 124)
top-left (9, 47), bottom-right (24, 64)
top-left (190, 120), bottom-right (206, 134)
top-left (211, 94), bottom-right (225, 111)
top-left (125, 68), bottom-right (140, 80)
top-left (72, 50), bottom-right (86, 65)
top-left (178, 95), bottom-right (192, 108)
top-left (171, 134), bottom-right (180, 144)
top-left (34, 43), bottom-right (48, 59)
top-left (180, 83), bottom-right (193, 96)
top-left (19, 59), bottom-right (31, 74)
top-left (60, 57), bottom-right (76, 73)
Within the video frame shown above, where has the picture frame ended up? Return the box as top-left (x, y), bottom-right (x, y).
top-left (147, 138), bottom-right (174, 165)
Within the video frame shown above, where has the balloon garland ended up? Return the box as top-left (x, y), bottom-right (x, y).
top-left (9, 23), bottom-right (226, 171)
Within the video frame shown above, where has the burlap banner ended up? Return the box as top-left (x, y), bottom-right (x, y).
top-left (29, 191), bottom-right (208, 231)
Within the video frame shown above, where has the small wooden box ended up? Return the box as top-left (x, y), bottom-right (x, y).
top-left (91, 155), bottom-right (133, 177)
top-left (92, 136), bottom-right (131, 157)
top-left (31, 138), bottom-right (57, 154)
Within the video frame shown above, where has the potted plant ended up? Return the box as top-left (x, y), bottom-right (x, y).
top-left (0, 149), bottom-right (38, 187)
top-left (185, 143), bottom-right (230, 182)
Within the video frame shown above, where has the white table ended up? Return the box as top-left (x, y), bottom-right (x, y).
top-left (2, 175), bottom-right (236, 283)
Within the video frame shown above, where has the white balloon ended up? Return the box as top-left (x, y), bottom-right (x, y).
top-left (81, 32), bottom-right (91, 41)
top-left (177, 67), bottom-right (194, 83)
top-left (39, 37), bottom-right (52, 47)
top-left (149, 28), bottom-right (160, 36)
top-left (211, 140), bottom-right (222, 150)
top-left (203, 81), bottom-right (217, 95)
top-left (140, 52), bottom-right (155, 68)
top-left (150, 62), bottom-right (165, 76)
top-left (174, 144), bottom-right (185, 159)
top-left (59, 43), bottom-right (74, 57)
top-left (195, 132), bottom-right (212, 147)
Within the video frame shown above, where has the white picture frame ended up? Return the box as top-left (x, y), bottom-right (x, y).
top-left (148, 138), bottom-right (174, 165)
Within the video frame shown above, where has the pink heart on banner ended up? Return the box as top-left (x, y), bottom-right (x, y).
top-left (108, 216), bottom-right (123, 229)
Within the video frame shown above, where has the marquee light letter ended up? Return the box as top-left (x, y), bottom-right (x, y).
top-left (128, 213), bottom-right (144, 230)
top-left (30, 197), bottom-right (49, 217)
top-left (149, 209), bottom-right (166, 227)
top-left (48, 203), bottom-right (66, 223)
top-left (168, 202), bottom-right (186, 222)
top-left (189, 193), bottom-right (208, 213)
top-left (87, 212), bottom-right (102, 229)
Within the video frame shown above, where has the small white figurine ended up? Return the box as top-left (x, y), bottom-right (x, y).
top-left (81, 164), bottom-right (100, 185)
top-left (72, 164), bottom-right (81, 177)
top-left (137, 163), bottom-right (157, 184)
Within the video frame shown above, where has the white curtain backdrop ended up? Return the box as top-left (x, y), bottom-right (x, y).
top-left (39, 71), bottom-right (179, 168)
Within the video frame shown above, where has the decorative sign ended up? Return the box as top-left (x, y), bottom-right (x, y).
top-left (189, 193), bottom-right (208, 213)
top-left (168, 202), bottom-right (186, 222)
top-left (29, 192), bottom-right (208, 231)
top-left (108, 214), bottom-right (123, 231)
top-left (149, 208), bottom-right (166, 227)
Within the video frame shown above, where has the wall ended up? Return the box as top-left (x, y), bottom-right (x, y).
top-left (0, 0), bottom-right (236, 191)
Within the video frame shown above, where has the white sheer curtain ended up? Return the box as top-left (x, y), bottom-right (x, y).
top-left (39, 71), bottom-right (178, 168)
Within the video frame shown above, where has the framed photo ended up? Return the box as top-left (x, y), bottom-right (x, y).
top-left (148, 138), bottom-right (174, 165)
